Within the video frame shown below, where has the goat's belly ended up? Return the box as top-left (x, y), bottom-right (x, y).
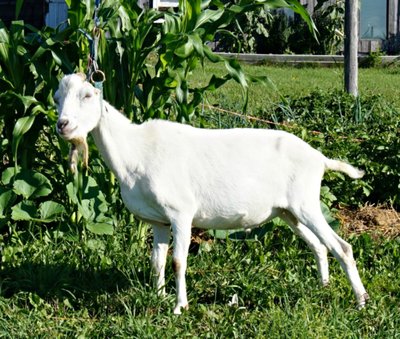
top-left (193, 208), bottom-right (277, 230)
top-left (125, 200), bottom-right (169, 225)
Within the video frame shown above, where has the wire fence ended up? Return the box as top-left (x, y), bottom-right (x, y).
top-left (203, 103), bottom-right (365, 143)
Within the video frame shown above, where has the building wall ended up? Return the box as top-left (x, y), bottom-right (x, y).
top-left (45, 0), bottom-right (68, 29)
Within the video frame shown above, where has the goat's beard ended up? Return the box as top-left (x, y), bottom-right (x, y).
top-left (68, 137), bottom-right (88, 174)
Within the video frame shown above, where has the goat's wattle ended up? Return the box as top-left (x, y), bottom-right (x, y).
top-left (67, 137), bottom-right (89, 173)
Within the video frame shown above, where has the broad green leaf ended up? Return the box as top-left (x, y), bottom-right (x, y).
top-left (13, 170), bottom-right (53, 199)
top-left (0, 21), bottom-right (10, 45)
top-left (82, 176), bottom-right (109, 214)
top-left (264, 0), bottom-right (291, 8)
top-left (195, 9), bottom-right (224, 29)
top-left (285, 0), bottom-right (318, 39)
top-left (203, 74), bottom-right (230, 91)
top-left (67, 174), bottom-right (110, 222)
top-left (229, 4), bottom-right (245, 14)
top-left (224, 58), bottom-right (247, 88)
top-left (188, 33), bottom-right (204, 57)
top-left (39, 201), bottom-right (66, 222)
top-left (11, 201), bottom-right (37, 221)
top-left (78, 199), bottom-right (95, 221)
top-left (0, 188), bottom-right (16, 217)
top-left (50, 50), bottom-right (62, 66)
top-left (0, 41), bottom-right (8, 55)
top-left (1, 166), bottom-right (20, 185)
top-left (12, 94), bottom-right (39, 112)
top-left (160, 51), bottom-right (173, 69)
top-left (321, 202), bottom-right (340, 231)
top-left (224, 58), bottom-right (249, 110)
top-left (209, 229), bottom-right (240, 240)
top-left (203, 44), bottom-right (223, 63)
top-left (66, 182), bottom-right (79, 205)
top-left (86, 222), bottom-right (114, 235)
top-left (31, 104), bottom-right (47, 115)
top-left (12, 115), bottom-right (36, 162)
top-left (174, 39), bottom-right (194, 58)
top-left (87, 239), bottom-right (106, 251)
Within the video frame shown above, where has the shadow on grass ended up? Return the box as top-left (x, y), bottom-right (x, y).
top-left (0, 261), bottom-right (148, 302)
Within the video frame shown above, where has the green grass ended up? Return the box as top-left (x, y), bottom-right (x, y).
top-left (1, 64), bottom-right (400, 337)
top-left (0, 225), bottom-right (399, 337)
top-left (194, 64), bottom-right (400, 113)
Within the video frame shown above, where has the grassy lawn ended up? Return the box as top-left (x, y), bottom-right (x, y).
top-left (1, 225), bottom-right (399, 337)
top-left (195, 64), bottom-right (400, 113)
top-left (1, 64), bottom-right (399, 337)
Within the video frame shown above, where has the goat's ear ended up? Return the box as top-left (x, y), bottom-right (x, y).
top-left (76, 72), bottom-right (87, 82)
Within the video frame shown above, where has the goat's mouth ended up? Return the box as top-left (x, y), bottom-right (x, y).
top-left (57, 126), bottom-right (78, 140)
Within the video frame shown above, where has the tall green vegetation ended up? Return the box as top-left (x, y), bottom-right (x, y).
top-left (0, 0), bottom-right (313, 234)
top-left (220, 0), bottom-right (344, 54)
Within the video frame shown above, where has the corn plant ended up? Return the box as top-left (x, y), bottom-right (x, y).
top-left (0, 0), bottom-right (315, 235)
top-left (0, 15), bottom-right (101, 232)
top-left (71, 0), bottom-right (314, 121)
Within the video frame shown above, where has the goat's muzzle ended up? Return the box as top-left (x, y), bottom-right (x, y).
top-left (56, 118), bottom-right (78, 142)
top-left (57, 118), bottom-right (69, 132)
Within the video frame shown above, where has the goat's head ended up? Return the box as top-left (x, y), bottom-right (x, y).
top-left (54, 73), bottom-right (102, 142)
top-left (54, 73), bottom-right (102, 171)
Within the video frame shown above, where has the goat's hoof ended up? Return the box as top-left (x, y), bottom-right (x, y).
top-left (321, 280), bottom-right (329, 288)
top-left (173, 304), bottom-right (189, 315)
top-left (357, 293), bottom-right (370, 310)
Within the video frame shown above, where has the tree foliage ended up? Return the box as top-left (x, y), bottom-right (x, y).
top-left (219, 0), bottom-right (344, 54)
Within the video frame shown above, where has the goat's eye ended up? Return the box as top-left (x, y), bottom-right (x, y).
top-left (82, 92), bottom-right (92, 100)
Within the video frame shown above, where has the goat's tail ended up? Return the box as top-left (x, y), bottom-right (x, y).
top-left (324, 158), bottom-right (365, 179)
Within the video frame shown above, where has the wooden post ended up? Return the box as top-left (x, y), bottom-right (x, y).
top-left (344, 0), bottom-right (359, 96)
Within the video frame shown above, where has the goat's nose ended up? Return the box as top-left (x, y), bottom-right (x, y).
top-left (57, 119), bottom-right (69, 131)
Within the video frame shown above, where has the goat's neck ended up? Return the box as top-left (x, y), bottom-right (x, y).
top-left (91, 101), bottom-right (142, 184)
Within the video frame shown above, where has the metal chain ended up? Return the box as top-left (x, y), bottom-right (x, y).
top-left (88, 0), bottom-right (101, 78)
top-left (86, 0), bottom-right (106, 111)
top-left (82, 0), bottom-right (105, 95)
top-left (77, 0), bottom-right (104, 82)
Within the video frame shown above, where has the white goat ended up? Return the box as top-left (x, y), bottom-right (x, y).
top-left (55, 74), bottom-right (369, 314)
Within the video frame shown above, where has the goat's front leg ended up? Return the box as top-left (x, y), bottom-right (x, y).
top-left (151, 224), bottom-right (171, 296)
top-left (171, 218), bottom-right (192, 315)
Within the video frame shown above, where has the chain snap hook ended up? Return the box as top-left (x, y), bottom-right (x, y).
top-left (90, 69), bottom-right (106, 88)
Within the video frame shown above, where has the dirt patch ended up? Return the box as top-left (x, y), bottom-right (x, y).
top-left (338, 204), bottom-right (400, 239)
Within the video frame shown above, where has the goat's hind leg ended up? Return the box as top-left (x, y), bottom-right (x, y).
top-left (151, 224), bottom-right (171, 296)
top-left (279, 210), bottom-right (329, 286)
top-left (294, 206), bottom-right (369, 309)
